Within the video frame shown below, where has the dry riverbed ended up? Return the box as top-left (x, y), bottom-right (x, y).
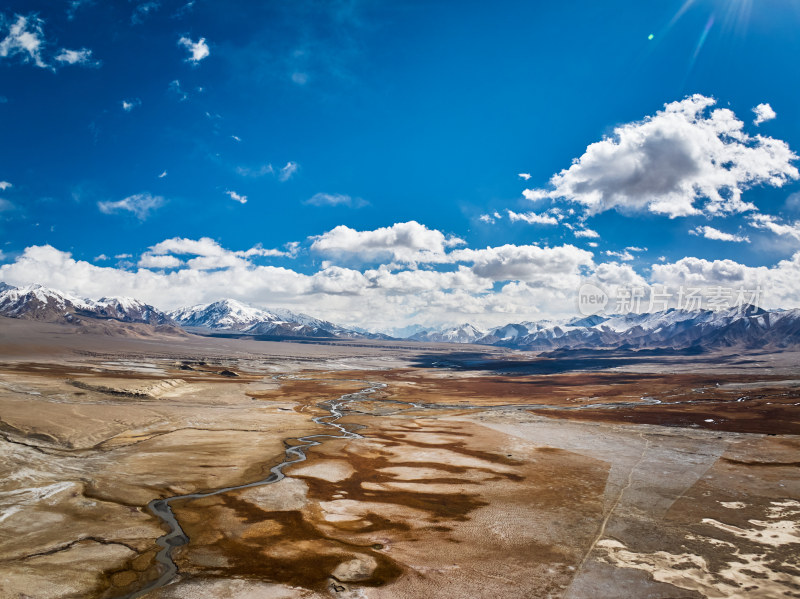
top-left (0, 326), bottom-right (798, 598)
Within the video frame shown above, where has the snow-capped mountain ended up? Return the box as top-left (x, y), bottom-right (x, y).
top-left (473, 305), bottom-right (800, 351)
top-left (168, 298), bottom-right (388, 339)
top-left (409, 323), bottom-right (486, 344)
top-left (0, 284), bottom-right (174, 325)
top-left (3, 281), bottom-right (799, 350)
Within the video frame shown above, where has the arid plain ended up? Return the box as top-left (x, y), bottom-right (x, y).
top-left (1, 317), bottom-right (798, 599)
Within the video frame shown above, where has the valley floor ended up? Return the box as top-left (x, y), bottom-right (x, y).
top-left (0, 321), bottom-right (798, 598)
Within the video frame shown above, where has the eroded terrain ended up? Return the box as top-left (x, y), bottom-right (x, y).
top-left (0, 321), bottom-right (798, 598)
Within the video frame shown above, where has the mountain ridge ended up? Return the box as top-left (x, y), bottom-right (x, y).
top-left (1, 282), bottom-right (799, 350)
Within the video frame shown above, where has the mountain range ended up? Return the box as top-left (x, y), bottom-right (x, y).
top-left (1, 283), bottom-right (799, 351)
top-left (168, 298), bottom-right (388, 339)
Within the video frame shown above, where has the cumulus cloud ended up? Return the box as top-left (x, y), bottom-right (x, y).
top-left (524, 95), bottom-right (798, 218)
top-left (753, 103), bottom-right (776, 126)
top-left (178, 36), bottom-right (209, 63)
top-left (122, 99), bottom-right (141, 112)
top-left (507, 210), bottom-right (558, 225)
top-left (649, 253), bottom-right (800, 309)
top-left (605, 250), bottom-right (635, 261)
top-left (226, 190), bottom-right (247, 204)
top-left (7, 235), bottom-right (800, 330)
top-left (279, 161), bottom-right (299, 182)
top-left (518, 173), bottom-right (531, 180)
top-left (690, 225), bottom-right (750, 243)
top-left (54, 47), bottom-right (98, 66)
top-left (150, 237), bottom-right (230, 257)
top-left (749, 213), bottom-right (800, 242)
top-left (147, 237), bottom-right (293, 271)
top-left (0, 181), bottom-right (11, 190)
top-left (451, 244), bottom-right (594, 285)
top-left (305, 193), bottom-right (366, 208)
top-left (311, 221), bottom-right (465, 265)
top-left (574, 228), bottom-right (600, 239)
top-left (0, 14), bottom-right (47, 68)
top-left (138, 253), bottom-right (182, 269)
top-left (97, 193), bottom-right (164, 220)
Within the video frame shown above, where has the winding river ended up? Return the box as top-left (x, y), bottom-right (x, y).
top-left (117, 379), bottom-right (386, 599)
top-left (116, 373), bottom-right (706, 598)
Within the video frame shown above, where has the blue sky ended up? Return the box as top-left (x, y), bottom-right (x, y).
top-left (2, 0), bottom-right (800, 331)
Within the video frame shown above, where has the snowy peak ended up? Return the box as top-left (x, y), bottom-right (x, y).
top-left (91, 296), bottom-right (174, 326)
top-left (478, 306), bottom-right (800, 351)
top-left (409, 323), bottom-right (485, 344)
top-left (168, 298), bottom-right (383, 339)
top-left (0, 284), bottom-right (91, 322)
top-left (0, 284), bottom-right (173, 325)
top-left (168, 299), bottom-right (277, 330)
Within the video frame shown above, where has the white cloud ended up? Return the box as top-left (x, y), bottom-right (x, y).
top-left (451, 244), bottom-right (594, 285)
top-left (605, 250), bottom-right (635, 261)
top-left (226, 190), bottom-right (247, 204)
top-left (524, 95), bottom-right (798, 218)
top-left (148, 237), bottom-right (292, 269)
top-left (690, 225), bottom-right (750, 243)
top-left (518, 173), bottom-right (531, 180)
top-left (158, 170), bottom-right (167, 178)
top-left (305, 193), bottom-right (365, 208)
top-left (122, 98), bottom-right (142, 112)
top-left (279, 161), bottom-right (299, 182)
top-left (150, 237), bottom-right (228, 257)
top-left (291, 72), bottom-right (308, 85)
top-left (0, 181), bottom-right (11, 190)
top-left (507, 210), bottom-right (558, 225)
top-left (478, 214), bottom-right (495, 224)
top-left (0, 15), bottom-right (47, 68)
top-left (94, 254), bottom-right (109, 261)
top-left (753, 103), bottom-right (776, 126)
top-left (178, 36), bottom-right (209, 63)
top-left (97, 193), bottom-right (164, 220)
top-left (138, 253), bottom-right (182, 269)
top-left (574, 228), bottom-right (600, 238)
top-left (54, 47), bottom-right (98, 66)
top-left (650, 252), bottom-right (800, 309)
top-left (8, 234), bottom-right (800, 331)
top-left (749, 213), bottom-right (800, 241)
top-left (231, 135), bottom-right (241, 142)
top-left (311, 221), bottom-right (465, 265)
top-left (115, 253), bottom-right (132, 259)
